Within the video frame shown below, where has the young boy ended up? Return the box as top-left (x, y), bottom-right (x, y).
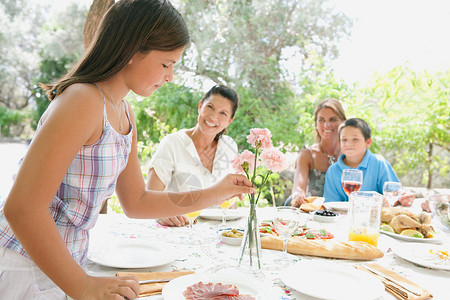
top-left (323, 118), bottom-right (408, 204)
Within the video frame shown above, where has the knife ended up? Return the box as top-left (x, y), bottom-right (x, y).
top-left (363, 265), bottom-right (422, 296)
top-left (138, 278), bottom-right (172, 285)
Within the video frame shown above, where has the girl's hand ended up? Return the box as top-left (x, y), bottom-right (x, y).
top-left (214, 174), bottom-right (255, 203)
top-left (77, 275), bottom-right (139, 300)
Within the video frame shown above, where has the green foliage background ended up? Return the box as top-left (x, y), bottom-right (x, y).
top-left (1, 0), bottom-right (448, 206)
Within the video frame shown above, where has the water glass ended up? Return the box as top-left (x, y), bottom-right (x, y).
top-left (273, 207), bottom-right (300, 266)
top-left (383, 181), bottom-right (402, 206)
top-left (348, 191), bottom-right (382, 247)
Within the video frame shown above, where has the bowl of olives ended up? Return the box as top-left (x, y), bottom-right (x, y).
top-left (310, 210), bottom-right (340, 223)
top-left (218, 228), bottom-right (244, 245)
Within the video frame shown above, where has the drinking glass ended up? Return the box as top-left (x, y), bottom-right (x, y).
top-left (341, 169), bottom-right (363, 196)
top-left (273, 207), bottom-right (300, 267)
top-left (184, 210), bottom-right (202, 244)
top-left (348, 191), bottom-right (382, 246)
top-left (219, 197), bottom-right (237, 228)
top-left (383, 181), bottom-right (402, 206)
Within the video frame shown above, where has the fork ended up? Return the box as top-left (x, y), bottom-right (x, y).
top-left (385, 283), bottom-right (408, 300)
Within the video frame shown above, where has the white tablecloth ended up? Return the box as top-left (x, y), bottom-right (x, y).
top-left (83, 206), bottom-right (449, 300)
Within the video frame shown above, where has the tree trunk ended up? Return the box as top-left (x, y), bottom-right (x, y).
top-left (427, 142), bottom-right (433, 189)
top-left (83, 0), bottom-right (115, 50)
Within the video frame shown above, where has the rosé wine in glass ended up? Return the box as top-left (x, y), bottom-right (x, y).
top-left (341, 169), bottom-right (363, 197)
top-left (342, 181), bottom-right (362, 195)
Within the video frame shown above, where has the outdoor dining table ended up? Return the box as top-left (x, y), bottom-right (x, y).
top-left (83, 203), bottom-right (449, 300)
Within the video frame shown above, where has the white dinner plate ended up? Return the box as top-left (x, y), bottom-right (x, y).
top-left (392, 243), bottom-right (450, 270)
top-left (199, 208), bottom-right (244, 220)
top-left (162, 272), bottom-right (278, 299)
top-left (87, 239), bottom-right (175, 268)
top-left (280, 261), bottom-right (384, 300)
top-left (380, 230), bottom-right (442, 244)
top-left (324, 201), bottom-right (349, 212)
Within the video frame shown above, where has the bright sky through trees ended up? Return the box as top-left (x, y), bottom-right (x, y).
top-left (331, 0), bottom-right (450, 84)
top-left (33, 0), bottom-right (450, 85)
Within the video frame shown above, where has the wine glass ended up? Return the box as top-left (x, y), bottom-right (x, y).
top-left (341, 169), bottom-right (363, 197)
top-left (383, 181), bottom-right (402, 206)
top-left (219, 197), bottom-right (237, 228)
top-left (272, 207), bottom-right (300, 267)
top-left (184, 210), bottom-right (202, 244)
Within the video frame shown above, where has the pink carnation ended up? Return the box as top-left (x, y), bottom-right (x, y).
top-left (232, 150), bottom-right (256, 174)
top-left (246, 128), bottom-right (272, 149)
top-left (260, 148), bottom-right (287, 173)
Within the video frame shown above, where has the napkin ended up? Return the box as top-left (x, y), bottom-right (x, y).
top-left (115, 271), bottom-right (194, 297)
top-left (355, 263), bottom-right (433, 300)
top-left (300, 196), bottom-right (325, 213)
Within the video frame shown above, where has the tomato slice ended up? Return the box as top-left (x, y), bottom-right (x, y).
top-left (318, 229), bottom-right (334, 239)
top-left (259, 226), bottom-right (278, 236)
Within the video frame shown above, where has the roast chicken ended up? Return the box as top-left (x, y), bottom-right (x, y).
top-left (381, 207), bottom-right (434, 238)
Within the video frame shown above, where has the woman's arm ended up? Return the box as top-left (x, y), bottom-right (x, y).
top-left (147, 168), bottom-right (187, 226)
top-left (290, 149), bottom-right (311, 207)
top-left (146, 168), bottom-right (166, 191)
top-left (4, 84), bottom-right (139, 299)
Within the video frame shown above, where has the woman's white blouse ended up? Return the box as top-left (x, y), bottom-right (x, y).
top-left (148, 129), bottom-right (238, 192)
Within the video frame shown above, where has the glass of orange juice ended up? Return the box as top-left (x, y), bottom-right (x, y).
top-left (219, 197), bottom-right (237, 227)
top-left (348, 191), bottom-right (382, 247)
top-left (184, 210), bottom-right (202, 244)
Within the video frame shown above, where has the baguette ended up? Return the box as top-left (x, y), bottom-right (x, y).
top-left (261, 235), bottom-right (383, 260)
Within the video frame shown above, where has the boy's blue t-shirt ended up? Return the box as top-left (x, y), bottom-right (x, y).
top-left (323, 149), bottom-right (399, 202)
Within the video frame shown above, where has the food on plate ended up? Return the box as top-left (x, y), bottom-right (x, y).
top-left (400, 229), bottom-right (424, 238)
top-left (260, 235), bottom-right (383, 260)
top-left (429, 249), bottom-right (448, 262)
top-left (259, 221), bottom-right (278, 236)
top-left (294, 226), bottom-right (334, 240)
top-left (221, 228), bottom-right (243, 238)
top-left (300, 196), bottom-right (325, 213)
top-left (379, 224), bottom-right (394, 233)
top-left (381, 207), bottom-right (422, 223)
top-left (259, 221), bottom-right (334, 240)
top-left (183, 281), bottom-right (255, 300)
top-left (380, 207), bottom-right (434, 238)
top-left (314, 209), bottom-right (338, 217)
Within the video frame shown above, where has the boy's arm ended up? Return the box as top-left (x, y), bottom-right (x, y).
top-left (377, 158), bottom-right (400, 193)
top-left (323, 168), bottom-right (345, 202)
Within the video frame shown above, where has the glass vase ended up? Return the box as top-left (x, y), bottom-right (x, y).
top-left (238, 204), bottom-right (263, 274)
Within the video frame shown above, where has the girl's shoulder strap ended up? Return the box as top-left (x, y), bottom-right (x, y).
top-left (93, 83), bottom-right (107, 121)
top-left (122, 99), bottom-right (131, 128)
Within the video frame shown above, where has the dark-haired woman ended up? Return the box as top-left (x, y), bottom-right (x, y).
top-left (0, 1), bottom-right (253, 298)
top-left (147, 85), bottom-right (239, 226)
